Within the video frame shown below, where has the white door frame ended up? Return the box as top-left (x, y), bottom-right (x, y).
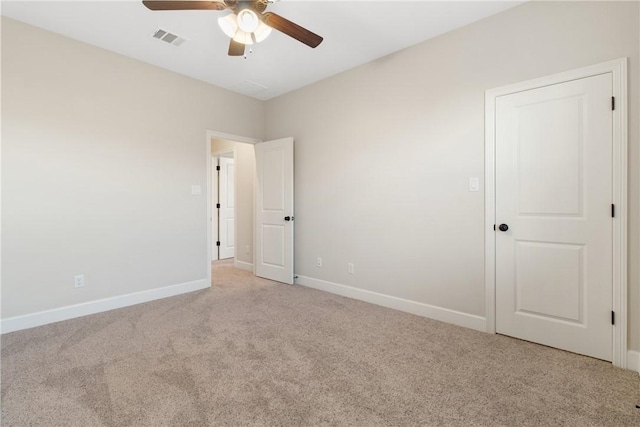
top-left (206, 130), bottom-right (261, 284)
top-left (484, 58), bottom-right (628, 368)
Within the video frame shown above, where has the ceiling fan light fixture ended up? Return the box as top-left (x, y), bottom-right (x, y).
top-left (233, 30), bottom-right (254, 45)
top-left (218, 13), bottom-right (238, 38)
top-left (253, 21), bottom-right (272, 43)
top-left (144, 0), bottom-right (324, 56)
top-left (237, 9), bottom-right (260, 33)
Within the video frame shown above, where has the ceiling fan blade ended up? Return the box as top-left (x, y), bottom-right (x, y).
top-left (142, 1), bottom-right (228, 11)
top-left (261, 12), bottom-right (323, 48)
top-left (228, 39), bottom-right (245, 56)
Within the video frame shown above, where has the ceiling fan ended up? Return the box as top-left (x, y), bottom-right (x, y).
top-left (142, 1), bottom-right (323, 56)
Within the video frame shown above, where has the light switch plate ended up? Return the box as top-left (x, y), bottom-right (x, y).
top-left (191, 185), bottom-right (202, 195)
top-left (469, 177), bottom-right (480, 192)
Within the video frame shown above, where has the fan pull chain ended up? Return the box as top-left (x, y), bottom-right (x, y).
top-left (244, 47), bottom-right (254, 60)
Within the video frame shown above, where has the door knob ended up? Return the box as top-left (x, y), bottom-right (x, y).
top-left (498, 224), bottom-right (509, 232)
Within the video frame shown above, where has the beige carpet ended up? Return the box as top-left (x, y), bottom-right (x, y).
top-left (1, 261), bottom-right (638, 426)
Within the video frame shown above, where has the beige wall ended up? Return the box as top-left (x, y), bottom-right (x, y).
top-left (1, 17), bottom-right (264, 318)
top-left (265, 1), bottom-right (640, 350)
top-left (211, 138), bottom-right (256, 265)
top-left (3, 2), bottom-right (639, 354)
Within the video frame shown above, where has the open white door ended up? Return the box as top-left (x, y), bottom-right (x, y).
top-left (255, 137), bottom-right (294, 284)
top-left (219, 157), bottom-right (235, 259)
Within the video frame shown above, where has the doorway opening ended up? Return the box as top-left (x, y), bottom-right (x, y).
top-left (206, 131), bottom-right (260, 284)
top-left (205, 131), bottom-right (296, 287)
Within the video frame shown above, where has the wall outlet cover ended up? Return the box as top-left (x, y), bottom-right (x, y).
top-left (74, 274), bottom-right (85, 288)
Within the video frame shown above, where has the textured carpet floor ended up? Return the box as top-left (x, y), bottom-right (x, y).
top-left (1, 260), bottom-right (639, 426)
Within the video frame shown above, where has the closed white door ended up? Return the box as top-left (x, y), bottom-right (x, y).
top-left (219, 157), bottom-right (235, 259)
top-left (255, 137), bottom-right (294, 284)
top-left (495, 73), bottom-right (613, 361)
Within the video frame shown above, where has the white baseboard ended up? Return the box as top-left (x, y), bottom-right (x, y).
top-left (295, 275), bottom-right (486, 332)
top-left (296, 274), bottom-right (639, 372)
top-left (234, 260), bottom-right (254, 272)
top-left (628, 350), bottom-right (640, 373)
top-left (1, 278), bottom-right (211, 334)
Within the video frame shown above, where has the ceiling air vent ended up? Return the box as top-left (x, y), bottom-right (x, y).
top-left (231, 80), bottom-right (268, 96)
top-left (151, 28), bottom-right (187, 47)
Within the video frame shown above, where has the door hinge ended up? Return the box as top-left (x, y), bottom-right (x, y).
top-left (611, 96), bottom-right (615, 111)
top-left (216, 241), bottom-right (220, 247)
top-left (493, 224), bottom-right (496, 231)
top-left (216, 203), bottom-right (220, 209)
top-left (611, 311), bottom-right (615, 325)
top-left (216, 165), bottom-right (221, 171)
top-left (611, 204), bottom-right (615, 218)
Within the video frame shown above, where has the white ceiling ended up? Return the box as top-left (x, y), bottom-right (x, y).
top-left (2, 0), bottom-right (524, 100)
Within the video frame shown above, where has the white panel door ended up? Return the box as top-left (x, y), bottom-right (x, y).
top-left (211, 157), bottom-right (219, 261)
top-left (219, 157), bottom-right (235, 259)
top-left (255, 137), bottom-right (294, 284)
top-left (495, 74), bottom-right (613, 361)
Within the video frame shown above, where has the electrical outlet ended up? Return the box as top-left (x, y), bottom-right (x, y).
top-left (316, 257), bottom-right (323, 267)
top-left (348, 263), bottom-right (354, 274)
top-left (74, 274), bottom-right (85, 288)
top-left (245, 245), bottom-right (250, 255)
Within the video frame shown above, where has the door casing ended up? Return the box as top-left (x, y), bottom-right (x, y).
top-left (484, 58), bottom-right (628, 368)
